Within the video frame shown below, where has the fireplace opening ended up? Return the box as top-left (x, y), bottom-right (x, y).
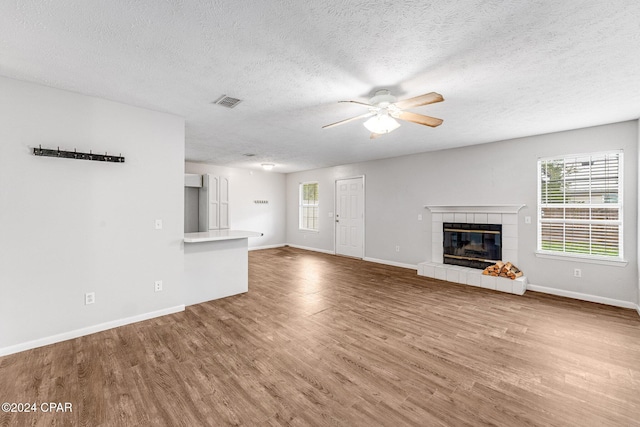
top-left (443, 222), bottom-right (502, 269)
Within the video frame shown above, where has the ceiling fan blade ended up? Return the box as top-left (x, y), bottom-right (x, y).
top-left (392, 92), bottom-right (444, 110)
top-left (322, 112), bottom-right (374, 129)
top-left (396, 111), bottom-right (443, 127)
top-left (339, 100), bottom-right (375, 108)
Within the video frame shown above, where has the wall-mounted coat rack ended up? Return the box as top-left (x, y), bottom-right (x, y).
top-left (33, 145), bottom-right (125, 163)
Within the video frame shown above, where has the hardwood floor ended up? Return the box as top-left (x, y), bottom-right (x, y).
top-left (1, 246), bottom-right (640, 426)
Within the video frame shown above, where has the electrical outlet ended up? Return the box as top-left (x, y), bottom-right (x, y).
top-left (85, 292), bottom-right (95, 305)
top-left (155, 280), bottom-right (163, 292)
top-left (155, 219), bottom-right (163, 230)
top-left (395, 245), bottom-right (400, 252)
top-left (574, 268), bottom-right (582, 278)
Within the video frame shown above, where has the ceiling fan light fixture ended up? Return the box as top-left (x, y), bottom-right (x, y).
top-left (323, 89), bottom-right (443, 134)
top-left (363, 111), bottom-right (400, 134)
top-left (368, 89), bottom-right (396, 106)
top-left (261, 163), bottom-right (275, 171)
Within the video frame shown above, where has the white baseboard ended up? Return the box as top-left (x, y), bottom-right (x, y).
top-left (526, 284), bottom-right (637, 310)
top-left (284, 245), bottom-right (417, 270)
top-left (364, 257), bottom-right (417, 270)
top-left (249, 243), bottom-right (286, 251)
top-left (285, 244), bottom-right (335, 255)
top-left (0, 305), bottom-right (185, 357)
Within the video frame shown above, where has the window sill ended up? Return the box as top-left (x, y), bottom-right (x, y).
top-left (299, 229), bottom-right (319, 233)
top-left (535, 251), bottom-right (628, 267)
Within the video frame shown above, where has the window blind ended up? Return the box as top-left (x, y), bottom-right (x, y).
top-left (538, 151), bottom-right (622, 258)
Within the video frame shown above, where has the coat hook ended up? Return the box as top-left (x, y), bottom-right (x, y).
top-left (32, 146), bottom-right (124, 163)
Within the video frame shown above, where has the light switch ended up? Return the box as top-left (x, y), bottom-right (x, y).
top-left (418, 214), bottom-right (423, 221)
top-left (155, 219), bottom-right (163, 229)
top-left (328, 212), bottom-right (333, 217)
top-left (524, 216), bottom-right (531, 224)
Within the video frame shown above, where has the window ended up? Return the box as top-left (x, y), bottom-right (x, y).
top-left (538, 151), bottom-right (623, 260)
top-left (299, 182), bottom-right (319, 231)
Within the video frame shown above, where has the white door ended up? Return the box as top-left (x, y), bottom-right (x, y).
top-left (219, 176), bottom-right (229, 229)
top-left (335, 177), bottom-right (364, 258)
top-left (208, 175), bottom-right (220, 230)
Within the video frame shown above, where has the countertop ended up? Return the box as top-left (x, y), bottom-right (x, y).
top-left (184, 229), bottom-right (263, 243)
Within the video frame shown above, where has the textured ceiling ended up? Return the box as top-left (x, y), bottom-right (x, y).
top-left (1, 1), bottom-right (639, 173)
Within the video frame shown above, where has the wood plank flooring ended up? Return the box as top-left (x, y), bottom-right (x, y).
top-left (1, 246), bottom-right (640, 426)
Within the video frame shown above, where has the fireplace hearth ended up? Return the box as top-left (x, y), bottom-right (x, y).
top-left (443, 222), bottom-right (502, 269)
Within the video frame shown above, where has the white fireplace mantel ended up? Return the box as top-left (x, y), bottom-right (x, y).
top-left (425, 204), bottom-right (526, 214)
top-left (420, 203), bottom-right (528, 295)
top-left (425, 205), bottom-right (525, 267)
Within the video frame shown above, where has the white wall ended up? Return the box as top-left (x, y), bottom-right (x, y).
top-left (286, 121), bottom-right (639, 306)
top-left (184, 162), bottom-right (286, 249)
top-left (0, 77), bottom-right (185, 353)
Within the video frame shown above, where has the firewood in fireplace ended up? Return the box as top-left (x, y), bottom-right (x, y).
top-left (482, 262), bottom-right (523, 279)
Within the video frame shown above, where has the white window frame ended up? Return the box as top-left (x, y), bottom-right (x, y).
top-left (299, 181), bottom-right (319, 231)
top-left (537, 150), bottom-right (624, 264)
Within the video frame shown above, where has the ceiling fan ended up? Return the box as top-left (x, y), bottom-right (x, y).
top-left (323, 89), bottom-right (444, 138)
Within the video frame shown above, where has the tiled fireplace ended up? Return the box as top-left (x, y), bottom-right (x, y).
top-left (418, 205), bottom-right (528, 295)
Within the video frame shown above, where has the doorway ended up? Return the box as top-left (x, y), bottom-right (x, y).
top-left (335, 177), bottom-right (364, 258)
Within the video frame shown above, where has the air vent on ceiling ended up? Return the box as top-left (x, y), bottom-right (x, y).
top-left (213, 95), bottom-right (242, 108)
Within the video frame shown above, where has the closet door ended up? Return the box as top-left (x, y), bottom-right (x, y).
top-left (198, 174), bottom-right (230, 231)
top-left (208, 175), bottom-right (220, 230)
top-left (219, 176), bottom-right (230, 229)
